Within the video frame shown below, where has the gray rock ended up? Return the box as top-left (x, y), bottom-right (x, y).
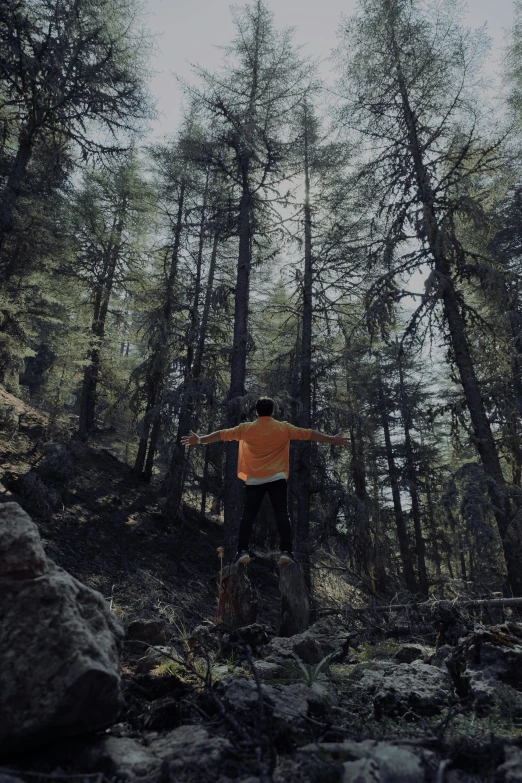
top-left (307, 619), bottom-right (351, 661)
top-left (264, 631), bottom-right (324, 664)
top-left (495, 746), bottom-right (522, 782)
top-left (352, 661), bottom-right (452, 718)
top-left (394, 644), bottom-right (428, 664)
top-left (429, 645), bottom-right (453, 669)
top-left (188, 621), bottom-right (219, 650)
top-left (222, 676), bottom-right (259, 712)
top-left (0, 502), bottom-right (47, 579)
top-left (77, 736), bottom-right (158, 781)
top-left (0, 502), bottom-right (124, 752)
top-left (134, 644), bottom-right (181, 674)
top-left (153, 725), bottom-right (232, 777)
top-left (221, 674), bottom-right (336, 727)
top-left (78, 726), bottom-right (233, 781)
top-left (252, 660), bottom-right (287, 680)
top-left (342, 758), bottom-right (380, 781)
top-left (225, 623), bottom-right (273, 653)
top-left (0, 775), bottom-right (26, 783)
top-left (222, 675), bottom-right (310, 722)
top-left (268, 683), bottom-right (314, 724)
top-left (448, 625), bottom-right (522, 711)
top-left (350, 661), bottom-right (393, 692)
top-left (125, 619), bottom-right (166, 647)
top-left (368, 742), bottom-right (425, 781)
top-left (299, 740), bottom-right (425, 782)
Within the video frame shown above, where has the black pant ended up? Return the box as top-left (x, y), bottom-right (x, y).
top-left (237, 479), bottom-right (292, 553)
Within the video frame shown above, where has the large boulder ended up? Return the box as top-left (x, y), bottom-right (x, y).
top-left (447, 624), bottom-right (522, 712)
top-left (125, 619), bottom-right (166, 647)
top-left (298, 740), bottom-right (427, 783)
top-left (394, 643), bottom-right (429, 664)
top-left (76, 727), bottom-right (233, 782)
top-left (221, 674), bottom-right (337, 727)
top-left (0, 502), bottom-right (124, 751)
top-left (496, 746), bottom-right (522, 782)
top-left (351, 660), bottom-right (454, 718)
top-left (264, 631), bottom-right (324, 664)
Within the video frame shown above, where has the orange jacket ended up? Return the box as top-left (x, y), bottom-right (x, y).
top-left (220, 416), bottom-right (312, 482)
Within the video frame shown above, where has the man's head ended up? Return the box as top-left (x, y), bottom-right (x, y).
top-left (255, 397), bottom-right (275, 417)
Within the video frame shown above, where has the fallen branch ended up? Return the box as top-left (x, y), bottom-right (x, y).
top-left (348, 597), bottom-right (522, 613)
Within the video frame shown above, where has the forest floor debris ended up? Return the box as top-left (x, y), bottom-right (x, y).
top-left (2, 403), bottom-right (522, 781)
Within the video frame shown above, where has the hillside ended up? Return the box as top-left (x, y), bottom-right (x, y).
top-left (3, 389), bottom-right (522, 782)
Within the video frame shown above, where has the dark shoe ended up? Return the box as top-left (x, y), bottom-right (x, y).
top-left (236, 549), bottom-right (251, 565)
top-left (279, 550), bottom-right (295, 564)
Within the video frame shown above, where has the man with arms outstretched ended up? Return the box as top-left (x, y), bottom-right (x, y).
top-left (181, 397), bottom-right (349, 565)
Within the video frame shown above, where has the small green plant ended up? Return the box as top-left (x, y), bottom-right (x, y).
top-left (282, 651), bottom-right (338, 688)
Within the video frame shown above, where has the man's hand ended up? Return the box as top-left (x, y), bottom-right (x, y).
top-left (332, 433), bottom-right (349, 447)
top-left (181, 430), bottom-right (200, 447)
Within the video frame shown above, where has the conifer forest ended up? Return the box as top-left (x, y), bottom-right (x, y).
top-left (4, 0), bottom-right (522, 780)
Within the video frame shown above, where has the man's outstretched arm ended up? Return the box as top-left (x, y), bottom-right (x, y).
top-left (181, 429), bottom-right (222, 447)
top-left (310, 430), bottom-right (349, 446)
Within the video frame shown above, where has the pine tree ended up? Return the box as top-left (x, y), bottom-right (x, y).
top-left (336, 0), bottom-right (522, 595)
top-left (185, 0), bottom-right (313, 555)
top-left (73, 152), bottom-right (151, 440)
top-left (0, 0), bottom-right (152, 245)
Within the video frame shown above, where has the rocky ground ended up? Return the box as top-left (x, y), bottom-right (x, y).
top-left (2, 388), bottom-right (522, 782)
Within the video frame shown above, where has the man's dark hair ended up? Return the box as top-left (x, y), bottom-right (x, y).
top-left (256, 397), bottom-right (275, 416)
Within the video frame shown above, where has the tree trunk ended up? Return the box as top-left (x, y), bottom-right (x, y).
top-left (279, 560), bottom-right (310, 636)
top-left (222, 12), bottom-right (261, 558)
top-left (397, 355), bottom-right (429, 595)
top-left (164, 229), bottom-right (219, 511)
top-left (78, 207), bottom-right (125, 440)
top-left (136, 183), bottom-right (184, 484)
top-left (217, 563), bottom-right (258, 629)
top-left (143, 416), bottom-right (161, 482)
top-left (350, 416), bottom-right (372, 574)
top-left (392, 39), bottom-right (521, 596)
top-left (165, 186), bottom-right (210, 511)
top-left (224, 180), bottom-right (253, 557)
top-left (133, 374), bottom-right (161, 478)
top-left (193, 232), bottom-right (219, 380)
top-left (200, 446), bottom-right (211, 516)
top-left (425, 481), bottom-right (442, 578)
top-left (446, 508), bottom-right (467, 582)
top-left (295, 104), bottom-right (313, 585)
top-left (378, 371), bottom-right (418, 592)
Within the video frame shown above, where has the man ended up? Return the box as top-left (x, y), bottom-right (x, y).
top-left (181, 396), bottom-right (349, 565)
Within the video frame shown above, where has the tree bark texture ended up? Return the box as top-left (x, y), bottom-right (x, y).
top-left (279, 560), bottom-right (310, 637)
top-left (166, 189), bottom-right (212, 511)
top-left (224, 182), bottom-right (253, 557)
top-left (378, 372), bottom-right (418, 593)
top-left (78, 206), bottom-right (126, 440)
top-left (136, 182), bottom-right (184, 484)
top-left (217, 563), bottom-right (258, 629)
top-left (295, 103), bottom-right (313, 587)
top-left (397, 356), bottom-right (429, 595)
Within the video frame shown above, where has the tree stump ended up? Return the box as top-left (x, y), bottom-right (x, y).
top-left (279, 560), bottom-right (310, 637)
top-left (216, 563), bottom-right (258, 629)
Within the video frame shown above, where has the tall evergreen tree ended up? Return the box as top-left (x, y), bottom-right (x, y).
top-left (186, 0), bottom-right (313, 555)
top-left (0, 0), bottom-right (152, 247)
top-left (336, 0), bottom-right (522, 595)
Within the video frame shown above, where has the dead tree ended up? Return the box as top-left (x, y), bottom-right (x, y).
top-left (216, 563), bottom-right (258, 629)
top-left (279, 561), bottom-right (310, 637)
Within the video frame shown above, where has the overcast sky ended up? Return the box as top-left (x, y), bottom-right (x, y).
top-left (143, 0), bottom-right (516, 139)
